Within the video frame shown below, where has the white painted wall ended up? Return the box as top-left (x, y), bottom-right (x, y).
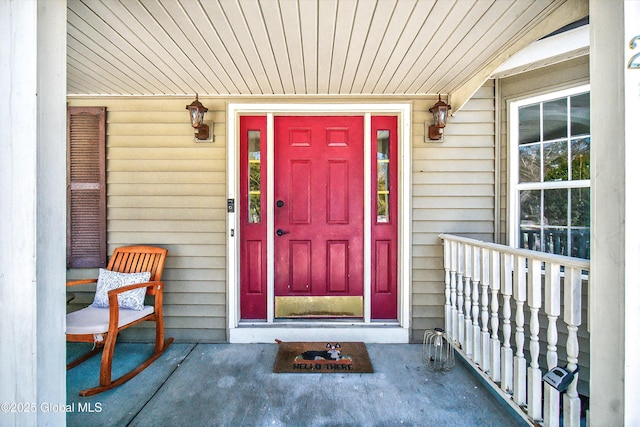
top-left (0, 1), bottom-right (67, 425)
top-left (36, 1), bottom-right (68, 423)
top-left (623, 3), bottom-right (640, 424)
top-left (590, 0), bottom-right (640, 425)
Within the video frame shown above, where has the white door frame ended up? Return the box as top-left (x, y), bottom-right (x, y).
top-left (227, 103), bottom-right (411, 343)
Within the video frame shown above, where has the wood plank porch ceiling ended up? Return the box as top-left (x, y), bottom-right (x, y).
top-left (67, 0), bottom-right (587, 110)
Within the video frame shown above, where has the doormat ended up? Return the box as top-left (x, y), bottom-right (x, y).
top-left (273, 340), bottom-right (373, 373)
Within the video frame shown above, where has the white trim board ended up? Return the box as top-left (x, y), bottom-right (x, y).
top-left (492, 25), bottom-right (589, 79)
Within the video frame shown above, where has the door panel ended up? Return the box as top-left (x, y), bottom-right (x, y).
top-left (327, 160), bottom-right (349, 223)
top-left (290, 241), bottom-right (311, 292)
top-left (274, 116), bottom-right (364, 314)
top-left (289, 160), bottom-right (311, 224)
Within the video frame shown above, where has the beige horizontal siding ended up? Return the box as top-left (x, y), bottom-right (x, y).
top-left (67, 90), bottom-right (496, 344)
top-left (411, 81), bottom-right (495, 342)
top-left (67, 96), bottom-right (227, 343)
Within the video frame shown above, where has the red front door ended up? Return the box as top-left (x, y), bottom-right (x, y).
top-left (274, 116), bottom-right (364, 316)
top-left (239, 114), bottom-right (397, 321)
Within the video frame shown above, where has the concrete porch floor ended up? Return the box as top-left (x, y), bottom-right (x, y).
top-left (67, 342), bottom-right (526, 426)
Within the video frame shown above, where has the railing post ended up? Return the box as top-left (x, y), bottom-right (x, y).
top-left (480, 248), bottom-right (491, 373)
top-left (527, 259), bottom-right (542, 421)
top-left (457, 243), bottom-right (465, 349)
top-left (513, 255), bottom-right (527, 406)
top-left (464, 244), bottom-right (473, 356)
top-left (489, 249), bottom-right (501, 382)
top-left (472, 246), bottom-right (481, 364)
top-left (544, 262), bottom-right (561, 427)
top-left (501, 253), bottom-right (513, 394)
top-left (443, 239), bottom-right (452, 339)
top-left (563, 267), bottom-right (582, 427)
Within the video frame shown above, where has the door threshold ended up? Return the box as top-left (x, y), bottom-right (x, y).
top-left (229, 323), bottom-right (409, 343)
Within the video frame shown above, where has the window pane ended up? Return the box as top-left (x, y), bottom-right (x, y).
top-left (571, 228), bottom-right (590, 259)
top-left (570, 92), bottom-right (590, 136)
top-left (519, 105), bottom-right (540, 144)
top-left (376, 130), bottom-right (390, 222)
top-left (520, 190), bottom-right (542, 251)
top-left (544, 188), bottom-right (568, 226)
top-left (571, 137), bottom-right (590, 180)
top-left (519, 144), bottom-right (540, 183)
top-left (520, 227), bottom-right (541, 251)
top-left (520, 189), bottom-right (541, 225)
top-left (544, 228), bottom-right (568, 256)
top-left (571, 187), bottom-right (590, 227)
top-left (248, 130), bottom-right (261, 223)
top-left (249, 194), bottom-right (261, 223)
top-left (543, 140), bottom-right (568, 182)
top-left (249, 163), bottom-right (261, 192)
top-left (377, 130), bottom-right (390, 160)
top-left (249, 131), bottom-right (260, 160)
top-left (377, 194), bottom-right (389, 222)
top-left (543, 98), bottom-right (567, 140)
top-left (378, 162), bottom-right (389, 191)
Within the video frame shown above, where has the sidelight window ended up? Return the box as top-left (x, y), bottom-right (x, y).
top-left (248, 130), bottom-right (261, 223)
top-left (376, 130), bottom-right (390, 223)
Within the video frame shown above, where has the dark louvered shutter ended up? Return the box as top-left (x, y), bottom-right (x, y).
top-left (67, 107), bottom-right (107, 268)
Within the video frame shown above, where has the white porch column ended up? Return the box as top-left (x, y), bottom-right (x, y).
top-left (0, 1), bottom-right (67, 425)
top-left (590, 1), bottom-right (640, 425)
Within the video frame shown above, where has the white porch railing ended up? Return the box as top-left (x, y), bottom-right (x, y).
top-left (439, 234), bottom-right (589, 427)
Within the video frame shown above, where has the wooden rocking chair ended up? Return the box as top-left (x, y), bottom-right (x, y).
top-left (66, 245), bottom-right (173, 396)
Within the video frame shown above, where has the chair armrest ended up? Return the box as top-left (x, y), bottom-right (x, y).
top-left (105, 281), bottom-right (164, 333)
top-left (67, 279), bottom-right (98, 287)
top-left (107, 281), bottom-right (165, 309)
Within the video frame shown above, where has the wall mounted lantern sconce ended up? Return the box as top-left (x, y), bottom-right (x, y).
top-left (427, 94), bottom-right (451, 141)
top-left (186, 94), bottom-right (211, 141)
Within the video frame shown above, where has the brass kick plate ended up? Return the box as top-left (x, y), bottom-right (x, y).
top-left (275, 296), bottom-right (364, 318)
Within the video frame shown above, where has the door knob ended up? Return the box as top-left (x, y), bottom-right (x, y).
top-left (276, 200), bottom-right (285, 208)
top-left (276, 229), bottom-right (289, 236)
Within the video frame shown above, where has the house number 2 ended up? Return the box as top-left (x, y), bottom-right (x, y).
top-left (630, 35), bottom-right (640, 69)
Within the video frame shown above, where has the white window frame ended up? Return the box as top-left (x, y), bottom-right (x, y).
top-left (508, 84), bottom-right (590, 257)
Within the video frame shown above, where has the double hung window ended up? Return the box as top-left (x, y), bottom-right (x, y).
top-left (509, 85), bottom-right (590, 259)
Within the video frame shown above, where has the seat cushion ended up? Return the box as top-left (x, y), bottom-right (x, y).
top-left (91, 269), bottom-right (151, 311)
top-left (66, 305), bottom-right (155, 335)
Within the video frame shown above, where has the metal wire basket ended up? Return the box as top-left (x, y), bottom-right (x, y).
top-left (422, 327), bottom-right (455, 371)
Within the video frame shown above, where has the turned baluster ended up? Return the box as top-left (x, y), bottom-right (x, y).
top-left (501, 253), bottom-right (513, 394)
top-left (464, 244), bottom-right (473, 356)
top-left (471, 246), bottom-right (481, 364)
top-left (563, 267), bottom-right (582, 427)
top-left (513, 255), bottom-right (527, 405)
top-left (489, 249), bottom-right (501, 382)
top-left (480, 247), bottom-right (491, 373)
top-left (544, 262), bottom-right (561, 427)
top-left (527, 259), bottom-right (542, 421)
